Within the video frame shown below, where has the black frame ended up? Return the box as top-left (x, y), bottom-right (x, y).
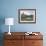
top-left (18, 9), bottom-right (36, 24)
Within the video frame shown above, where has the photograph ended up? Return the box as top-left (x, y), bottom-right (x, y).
top-left (18, 9), bottom-right (36, 23)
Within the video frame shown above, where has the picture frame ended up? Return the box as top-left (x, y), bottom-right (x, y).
top-left (18, 9), bottom-right (36, 23)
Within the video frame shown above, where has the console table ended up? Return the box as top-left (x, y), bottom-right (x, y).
top-left (4, 32), bottom-right (43, 46)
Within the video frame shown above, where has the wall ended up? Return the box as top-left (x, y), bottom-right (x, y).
top-left (0, 0), bottom-right (46, 32)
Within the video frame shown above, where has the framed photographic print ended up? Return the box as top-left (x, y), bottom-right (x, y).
top-left (18, 9), bottom-right (36, 23)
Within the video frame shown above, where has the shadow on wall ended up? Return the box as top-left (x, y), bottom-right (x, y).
top-left (0, 16), bottom-right (5, 46)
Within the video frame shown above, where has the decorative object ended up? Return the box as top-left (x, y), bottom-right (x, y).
top-left (5, 18), bottom-right (14, 35)
top-left (18, 9), bottom-right (36, 23)
top-left (25, 32), bottom-right (38, 35)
